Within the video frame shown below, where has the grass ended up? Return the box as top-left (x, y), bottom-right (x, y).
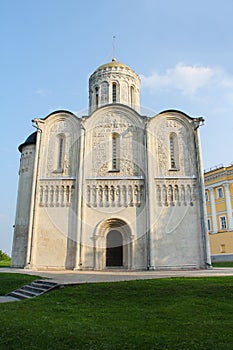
top-left (1, 274), bottom-right (233, 349)
top-left (0, 259), bottom-right (11, 267)
top-left (0, 273), bottom-right (39, 295)
top-left (212, 261), bottom-right (233, 268)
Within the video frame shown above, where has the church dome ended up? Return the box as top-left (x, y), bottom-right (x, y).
top-left (18, 131), bottom-right (37, 152)
top-left (89, 58), bottom-right (140, 114)
top-left (94, 58), bottom-right (136, 74)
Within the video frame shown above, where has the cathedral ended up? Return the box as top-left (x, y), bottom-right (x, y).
top-left (12, 58), bottom-right (211, 270)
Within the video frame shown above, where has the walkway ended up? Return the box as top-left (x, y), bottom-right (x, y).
top-left (1, 267), bottom-right (233, 285)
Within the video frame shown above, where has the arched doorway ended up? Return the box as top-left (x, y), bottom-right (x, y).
top-left (106, 230), bottom-right (123, 267)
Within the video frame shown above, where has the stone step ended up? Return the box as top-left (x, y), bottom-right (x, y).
top-left (32, 281), bottom-right (58, 289)
top-left (7, 291), bottom-right (31, 300)
top-left (6, 279), bottom-right (60, 301)
top-left (22, 285), bottom-right (46, 294)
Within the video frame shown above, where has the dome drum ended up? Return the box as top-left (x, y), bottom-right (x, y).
top-left (89, 59), bottom-right (140, 113)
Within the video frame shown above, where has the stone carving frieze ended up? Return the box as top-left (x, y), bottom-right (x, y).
top-left (85, 179), bottom-right (144, 208)
top-left (90, 114), bottom-right (143, 177)
top-left (39, 179), bottom-right (75, 207)
top-left (155, 178), bottom-right (197, 207)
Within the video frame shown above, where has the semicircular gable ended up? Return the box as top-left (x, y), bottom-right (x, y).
top-left (84, 104), bottom-right (145, 130)
top-left (40, 110), bottom-right (80, 130)
top-left (149, 110), bottom-right (195, 133)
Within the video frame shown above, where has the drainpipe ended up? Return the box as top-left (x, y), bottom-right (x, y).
top-left (75, 121), bottom-right (86, 269)
top-left (193, 117), bottom-right (212, 269)
top-left (144, 119), bottom-right (151, 270)
top-left (25, 118), bottom-right (43, 268)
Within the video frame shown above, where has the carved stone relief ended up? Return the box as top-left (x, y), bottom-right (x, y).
top-left (39, 179), bottom-right (75, 207)
top-left (155, 179), bottom-right (197, 207)
top-left (90, 113), bottom-right (144, 177)
top-left (154, 118), bottom-right (195, 177)
top-left (86, 179), bottom-right (144, 208)
top-left (45, 119), bottom-right (76, 177)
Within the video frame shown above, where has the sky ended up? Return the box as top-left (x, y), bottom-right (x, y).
top-left (1, 0), bottom-right (233, 254)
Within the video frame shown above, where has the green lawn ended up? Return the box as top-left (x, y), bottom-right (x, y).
top-left (0, 259), bottom-right (11, 267)
top-left (212, 261), bottom-right (233, 268)
top-left (1, 274), bottom-right (233, 349)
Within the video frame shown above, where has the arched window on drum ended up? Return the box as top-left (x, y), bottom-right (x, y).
top-left (112, 83), bottom-right (117, 103)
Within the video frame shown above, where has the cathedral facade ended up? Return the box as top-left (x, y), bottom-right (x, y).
top-left (12, 59), bottom-right (211, 270)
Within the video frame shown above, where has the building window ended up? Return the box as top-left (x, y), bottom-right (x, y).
top-left (217, 187), bottom-right (224, 199)
top-left (220, 244), bottom-right (226, 253)
top-left (169, 133), bottom-right (178, 170)
top-left (205, 191), bottom-right (209, 201)
top-left (112, 83), bottom-right (117, 103)
top-left (95, 87), bottom-right (99, 107)
top-left (58, 135), bottom-right (65, 170)
top-left (207, 218), bottom-right (211, 231)
top-left (220, 216), bottom-right (227, 230)
top-left (130, 86), bottom-right (134, 107)
top-left (111, 133), bottom-right (119, 171)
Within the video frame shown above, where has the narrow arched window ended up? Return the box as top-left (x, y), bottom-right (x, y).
top-left (169, 133), bottom-right (178, 170)
top-left (95, 87), bottom-right (99, 107)
top-left (112, 83), bottom-right (117, 103)
top-left (111, 133), bottom-right (119, 170)
top-left (57, 134), bottom-right (65, 170)
top-left (130, 86), bottom-right (134, 107)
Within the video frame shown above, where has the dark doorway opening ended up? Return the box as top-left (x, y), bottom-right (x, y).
top-left (106, 230), bottom-right (123, 267)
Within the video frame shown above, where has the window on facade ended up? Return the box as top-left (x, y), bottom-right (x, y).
top-left (112, 83), bottom-right (117, 103)
top-left (217, 187), bottom-right (224, 199)
top-left (205, 191), bottom-right (209, 201)
top-left (220, 243), bottom-right (226, 253)
top-left (130, 86), bottom-right (134, 107)
top-left (207, 218), bottom-right (211, 231)
top-left (169, 134), bottom-right (176, 169)
top-left (95, 87), bottom-right (99, 107)
top-left (111, 133), bottom-right (119, 170)
top-left (220, 216), bottom-right (227, 230)
top-left (57, 134), bottom-right (65, 170)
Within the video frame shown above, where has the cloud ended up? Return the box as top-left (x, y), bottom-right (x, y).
top-left (35, 88), bottom-right (51, 96)
top-left (140, 63), bottom-right (221, 96)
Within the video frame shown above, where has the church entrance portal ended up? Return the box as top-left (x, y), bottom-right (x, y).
top-left (106, 230), bottom-right (123, 267)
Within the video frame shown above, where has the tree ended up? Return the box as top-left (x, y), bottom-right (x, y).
top-left (0, 249), bottom-right (10, 260)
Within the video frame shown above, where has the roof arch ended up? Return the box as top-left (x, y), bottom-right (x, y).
top-left (84, 103), bottom-right (145, 130)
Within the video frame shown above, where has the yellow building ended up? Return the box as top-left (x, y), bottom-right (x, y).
top-left (204, 164), bottom-right (233, 259)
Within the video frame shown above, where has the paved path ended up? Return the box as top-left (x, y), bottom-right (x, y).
top-left (1, 267), bottom-right (233, 285)
top-left (1, 267), bottom-right (233, 303)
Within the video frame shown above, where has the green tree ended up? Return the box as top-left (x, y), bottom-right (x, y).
top-left (0, 249), bottom-right (10, 260)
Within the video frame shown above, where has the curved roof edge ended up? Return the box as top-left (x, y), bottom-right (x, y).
top-left (90, 59), bottom-right (139, 78)
top-left (155, 109), bottom-right (196, 120)
top-left (88, 103), bottom-right (145, 119)
top-left (42, 109), bottom-right (78, 120)
top-left (18, 131), bottom-right (37, 152)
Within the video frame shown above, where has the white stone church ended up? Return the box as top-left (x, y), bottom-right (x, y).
top-left (12, 58), bottom-right (211, 270)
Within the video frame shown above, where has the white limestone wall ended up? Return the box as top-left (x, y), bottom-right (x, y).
top-left (147, 111), bottom-right (206, 269)
top-left (27, 112), bottom-right (81, 269)
top-left (80, 205), bottom-right (147, 270)
top-left (80, 105), bottom-right (147, 270)
top-left (12, 144), bottom-right (36, 267)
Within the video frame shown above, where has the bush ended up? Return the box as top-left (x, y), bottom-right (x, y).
top-left (0, 249), bottom-right (10, 261)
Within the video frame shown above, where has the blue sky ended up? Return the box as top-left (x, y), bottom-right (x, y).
top-left (1, 0), bottom-right (233, 254)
